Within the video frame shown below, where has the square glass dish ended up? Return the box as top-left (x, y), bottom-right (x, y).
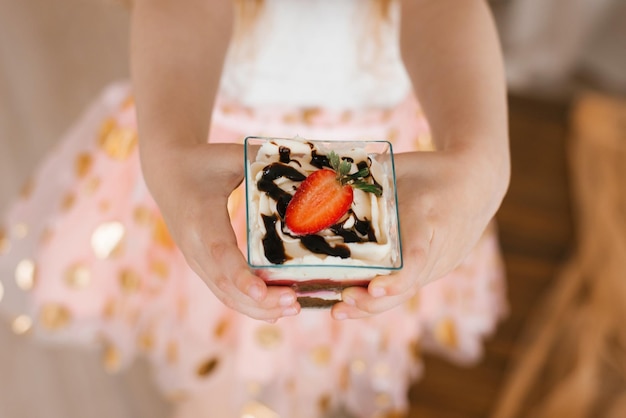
top-left (244, 136), bottom-right (403, 307)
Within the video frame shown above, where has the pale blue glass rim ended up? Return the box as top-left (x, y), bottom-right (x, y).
top-left (243, 135), bottom-right (404, 272)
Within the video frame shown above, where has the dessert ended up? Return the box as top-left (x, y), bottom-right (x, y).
top-left (245, 136), bottom-right (402, 304)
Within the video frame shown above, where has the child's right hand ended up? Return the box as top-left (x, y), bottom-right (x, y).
top-left (139, 141), bottom-right (301, 321)
top-left (130, 0), bottom-right (300, 320)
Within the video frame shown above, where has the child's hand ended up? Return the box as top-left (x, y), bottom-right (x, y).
top-left (331, 148), bottom-right (509, 319)
top-left (140, 142), bottom-right (300, 321)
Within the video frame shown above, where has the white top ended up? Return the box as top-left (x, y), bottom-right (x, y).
top-left (220, 0), bottom-right (412, 110)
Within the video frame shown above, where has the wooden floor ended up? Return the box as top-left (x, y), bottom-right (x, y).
top-left (407, 93), bottom-right (576, 417)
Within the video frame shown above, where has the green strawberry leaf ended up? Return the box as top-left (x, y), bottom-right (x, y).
top-left (326, 150), bottom-right (383, 196)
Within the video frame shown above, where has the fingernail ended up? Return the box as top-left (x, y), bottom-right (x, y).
top-left (282, 307), bottom-right (298, 316)
top-left (370, 286), bottom-right (386, 298)
top-left (249, 284), bottom-right (263, 301)
top-left (334, 311), bottom-right (348, 320)
top-left (279, 293), bottom-right (295, 307)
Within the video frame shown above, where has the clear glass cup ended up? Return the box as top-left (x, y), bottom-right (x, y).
top-left (244, 136), bottom-right (403, 307)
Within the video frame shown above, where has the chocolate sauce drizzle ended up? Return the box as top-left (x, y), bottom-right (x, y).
top-left (330, 213), bottom-right (377, 243)
top-left (256, 143), bottom-right (382, 265)
top-left (278, 146), bottom-right (291, 163)
top-left (300, 235), bottom-right (350, 259)
top-left (261, 214), bottom-right (289, 264)
top-left (310, 149), bottom-right (330, 169)
top-left (257, 163), bottom-right (306, 218)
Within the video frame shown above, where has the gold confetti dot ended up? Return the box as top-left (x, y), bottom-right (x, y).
top-left (380, 332), bottom-right (390, 352)
top-left (99, 122), bottom-right (137, 160)
top-left (121, 95), bottom-right (135, 110)
top-left (99, 200), bottom-right (111, 213)
top-left (282, 113), bottom-right (299, 124)
top-left (240, 401), bottom-right (280, 418)
top-left (84, 177), bottom-right (101, 194)
top-left (137, 332), bottom-right (155, 352)
top-left (39, 303), bottom-right (71, 330)
top-left (13, 223), bottom-right (28, 239)
top-left (387, 128), bottom-right (399, 143)
top-left (405, 292), bottom-right (420, 312)
top-left (196, 357), bottom-right (219, 378)
top-left (91, 221), bottom-right (125, 259)
top-left (350, 359), bottom-right (367, 374)
top-left (60, 193), bottom-right (76, 212)
top-left (435, 318), bottom-right (458, 349)
top-left (214, 318), bottom-right (230, 339)
top-left (166, 340), bottom-right (178, 364)
top-left (255, 325), bottom-right (282, 349)
top-left (220, 103), bottom-right (235, 115)
top-left (318, 394), bottom-right (331, 413)
top-left (65, 263), bottom-right (91, 289)
top-left (340, 110), bottom-right (352, 123)
top-left (153, 217), bottom-right (175, 250)
top-left (133, 206), bottom-right (154, 226)
top-left (409, 340), bottom-right (421, 362)
top-left (119, 268), bottom-right (142, 293)
top-left (19, 178), bottom-right (35, 200)
top-left (302, 107), bottom-right (321, 125)
top-left (246, 381), bottom-right (261, 396)
top-left (150, 260), bottom-right (169, 280)
top-left (339, 365), bottom-right (350, 390)
top-left (102, 343), bottom-right (121, 373)
top-left (12, 315), bottom-right (33, 335)
top-left (99, 118), bottom-right (115, 143)
top-left (15, 259), bottom-right (36, 291)
top-left (310, 345), bottom-right (331, 366)
top-left (373, 362), bottom-right (390, 379)
top-left (375, 392), bottom-right (391, 408)
top-left (75, 153), bottom-right (93, 178)
top-left (419, 137), bottom-right (436, 152)
top-left (0, 227), bottom-right (10, 254)
top-left (39, 227), bottom-right (54, 246)
top-left (165, 391), bottom-right (188, 402)
top-left (102, 299), bottom-right (117, 319)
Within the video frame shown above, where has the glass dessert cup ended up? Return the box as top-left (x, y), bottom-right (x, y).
top-left (244, 136), bottom-right (403, 308)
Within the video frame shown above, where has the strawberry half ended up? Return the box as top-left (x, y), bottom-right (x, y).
top-left (284, 151), bottom-right (383, 235)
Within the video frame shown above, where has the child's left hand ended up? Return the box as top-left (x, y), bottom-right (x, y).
top-left (331, 146), bottom-right (509, 319)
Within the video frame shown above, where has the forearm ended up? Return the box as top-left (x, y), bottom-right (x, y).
top-left (400, 0), bottom-right (508, 158)
top-left (130, 0), bottom-right (233, 149)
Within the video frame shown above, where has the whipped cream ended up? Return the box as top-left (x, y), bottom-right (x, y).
top-left (245, 137), bottom-right (402, 281)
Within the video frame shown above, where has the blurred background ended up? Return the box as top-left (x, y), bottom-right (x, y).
top-left (0, 0), bottom-right (625, 417)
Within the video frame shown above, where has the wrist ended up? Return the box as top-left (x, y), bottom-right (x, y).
top-left (449, 138), bottom-right (511, 214)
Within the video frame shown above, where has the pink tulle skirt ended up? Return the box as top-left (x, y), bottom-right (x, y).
top-left (0, 82), bottom-right (507, 418)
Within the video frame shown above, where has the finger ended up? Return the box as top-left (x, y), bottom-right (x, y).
top-left (367, 243), bottom-right (428, 298)
top-left (246, 286), bottom-right (302, 319)
top-left (197, 205), bottom-right (271, 302)
top-left (331, 287), bottom-right (372, 320)
top-left (205, 244), bottom-right (301, 314)
top-left (333, 284), bottom-right (414, 319)
top-left (209, 241), bottom-right (299, 307)
top-left (208, 240), bottom-right (268, 302)
top-left (196, 201), bottom-right (299, 319)
top-left (199, 267), bottom-right (301, 320)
